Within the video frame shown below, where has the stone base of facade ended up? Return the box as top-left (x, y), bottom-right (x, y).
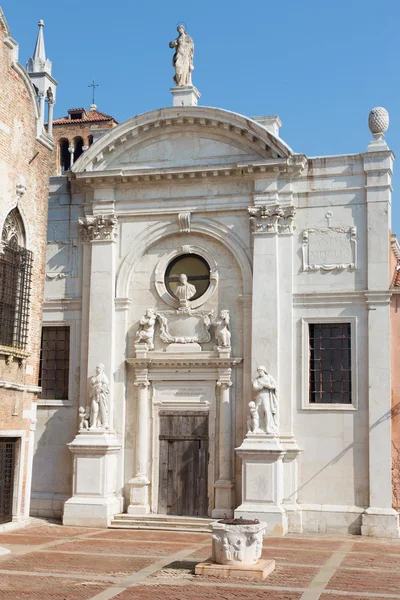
top-left (361, 507), bottom-right (400, 538)
top-left (195, 559), bottom-right (275, 580)
top-left (235, 505), bottom-right (288, 537)
top-left (30, 492), bottom-right (69, 520)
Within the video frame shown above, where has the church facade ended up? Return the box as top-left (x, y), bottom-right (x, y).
top-left (31, 88), bottom-right (400, 537)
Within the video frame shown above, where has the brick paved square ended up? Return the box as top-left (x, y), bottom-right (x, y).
top-left (22, 525), bottom-right (102, 538)
top-left (320, 596), bottom-right (393, 600)
top-left (114, 584), bottom-right (303, 599)
top-left (0, 573), bottom-right (108, 600)
top-left (261, 547), bottom-right (332, 565)
top-left (327, 567), bottom-right (400, 594)
top-left (1, 551), bottom-right (153, 577)
top-left (53, 538), bottom-right (195, 557)
top-left (343, 550), bottom-right (400, 570)
top-left (263, 538), bottom-right (342, 551)
top-left (0, 534), bottom-right (59, 545)
top-left (349, 541), bottom-right (400, 554)
top-left (91, 529), bottom-right (208, 544)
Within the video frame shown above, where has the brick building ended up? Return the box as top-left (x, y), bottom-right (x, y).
top-left (51, 106), bottom-right (117, 175)
top-left (0, 11), bottom-right (56, 529)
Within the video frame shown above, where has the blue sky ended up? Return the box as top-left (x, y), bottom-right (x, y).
top-left (2, 0), bottom-right (400, 231)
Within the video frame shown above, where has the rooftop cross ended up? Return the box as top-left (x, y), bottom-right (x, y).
top-left (88, 79), bottom-right (99, 108)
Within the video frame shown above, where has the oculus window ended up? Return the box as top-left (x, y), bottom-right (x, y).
top-left (165, 254), bottom-right (210, 301)
top-left (309, 323), bottom-right (352, 404)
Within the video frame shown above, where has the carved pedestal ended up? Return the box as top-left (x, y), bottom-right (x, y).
top-left (170, 85), bottom-right (200, 107)
top-left (235, 435), bottom-right (287, 536)
top-left (63, 430), bottom-right (121, 527)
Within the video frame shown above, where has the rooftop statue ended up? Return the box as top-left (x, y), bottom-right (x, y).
top-left (169, 25), bottom-right (194, 87)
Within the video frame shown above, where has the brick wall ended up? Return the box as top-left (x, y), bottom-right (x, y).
top-left (0, 16), bottom-right (53, 522)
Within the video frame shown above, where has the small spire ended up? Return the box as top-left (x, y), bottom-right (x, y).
top-left (26, 19), bottom-right (52, 75)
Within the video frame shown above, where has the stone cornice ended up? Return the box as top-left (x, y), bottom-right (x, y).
top-left (127, 356), bottom-right (243, 369)
top-left (70, 155), bottom-right (307, 190)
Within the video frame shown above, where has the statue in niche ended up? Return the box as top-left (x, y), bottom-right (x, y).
top-left (169, 25), bottom-right (194, 87)
top-left (136, 308), bottom-right (157, 349)
top-left (214, 309), bottom-right (231, 348)
top-left (175, 273), bottom-right (196, 302)
top-left (89, 363), bottom-right (110, 430)
top-left (251, 366), bottom-right (278, 435)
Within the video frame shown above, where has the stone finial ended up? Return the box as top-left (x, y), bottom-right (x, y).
top-left (368, 107), bottom-right (389, 140)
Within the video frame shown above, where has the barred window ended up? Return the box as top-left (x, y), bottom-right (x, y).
top-left (0, 209), bottom-right (32, 349)
top-left (39, 327), bottom-right (70, 400)
top-left (309, 323), bottom-right (352, 404)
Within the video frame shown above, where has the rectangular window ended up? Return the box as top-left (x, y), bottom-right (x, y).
top-left (39, 326), bottom-right (70, 400)
top-left (309, 323), bottom-right (352, 404)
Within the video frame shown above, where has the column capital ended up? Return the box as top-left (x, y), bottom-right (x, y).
top-left (248, 204), bottom-right (296, 235)
top-left (78, 214), bottom-right (118, 243)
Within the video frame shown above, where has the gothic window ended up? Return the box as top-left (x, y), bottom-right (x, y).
top-left (59, 138), bottom-right (70, 173)
top-left (74, 136), bottom-right (84, 162)
top-left (165, 254), bottom-right (210, 301)
top-left (0, 209), bottom-right (32, 349)
top-left (39, 326), bottom-right (70, 400)
top-left (309, 323), bottom-right (352, 404)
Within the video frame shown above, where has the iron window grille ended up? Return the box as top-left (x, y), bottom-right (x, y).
top-left (0, 238), bottom-right (33, 350)
top-left (39, 326), bottom-right (70, 400)
top-left (309, 323), bottom-right (352, 404)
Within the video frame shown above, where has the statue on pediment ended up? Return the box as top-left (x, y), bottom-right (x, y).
top-left (169, 25), bottom-right (194, 87)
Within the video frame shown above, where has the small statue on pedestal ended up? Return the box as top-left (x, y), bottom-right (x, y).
top-left (214, 309), bottom-right (231, 348)
top-left (136, 308), bottom-right (157, 349)
top-left (89, 363), bottom-right (110, 430)
top-left (78, 406), bottom-right (90, 430)
top-left (248, 366), bottom-right (278, 435)
top-left (169, 25), bottom-right (194, 87)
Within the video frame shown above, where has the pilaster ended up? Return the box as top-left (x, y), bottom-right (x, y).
top-left (361, 144), bottom-right (399, 538)
top-left (213, 367), bottom-right (234, 518)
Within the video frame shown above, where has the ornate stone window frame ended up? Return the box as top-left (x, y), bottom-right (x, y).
top-left (301, 316), bottom-right (358, 411)
top-left (155, 244), bottom-right (219, 309)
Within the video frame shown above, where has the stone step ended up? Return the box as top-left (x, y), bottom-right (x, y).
top-left (110, 513), bottom-right (214, 532)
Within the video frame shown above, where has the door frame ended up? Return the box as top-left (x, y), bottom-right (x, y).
top-left (0, 431), bottom-right (25, 525)
top-left (150, 379), bottom-right (217, 516)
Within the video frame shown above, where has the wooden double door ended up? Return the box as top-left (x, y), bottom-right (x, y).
top-left (158, 411), bottom-right (209, 517)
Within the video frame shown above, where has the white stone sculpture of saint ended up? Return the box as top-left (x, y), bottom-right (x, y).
top-left (252, 366), bottom-right (278, 435)
top-left (169, 25), bottom-right (194, 87)
top-left (136, 308), bottom-right (157, 349)
top-left (89, 363), bottom-right (110, 430)
top-left (214, 309), bottom-right (231, 348)
top-left (174, 273), bottom-right (196, 302)
top-left (247, 400), bottom-right (261, 433)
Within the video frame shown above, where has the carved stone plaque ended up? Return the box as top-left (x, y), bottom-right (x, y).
top-left (302, 227), bottom-right (357, 272)
top-left (154, 382), bottom-right (214, 404)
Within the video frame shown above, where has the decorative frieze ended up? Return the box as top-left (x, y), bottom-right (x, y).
top-left (78, 214), bottom-right (118, 242)
top-left (302, 226), bottom-right (357, 272)
top-left (248, 204), bottom-right (296, 234)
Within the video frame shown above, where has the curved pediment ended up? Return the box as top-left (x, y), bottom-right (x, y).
top-left (72, 106), bottom-right (294, 174)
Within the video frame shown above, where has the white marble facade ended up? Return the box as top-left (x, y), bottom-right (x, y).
top-left (31, 99), bottom-right (399, 537)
